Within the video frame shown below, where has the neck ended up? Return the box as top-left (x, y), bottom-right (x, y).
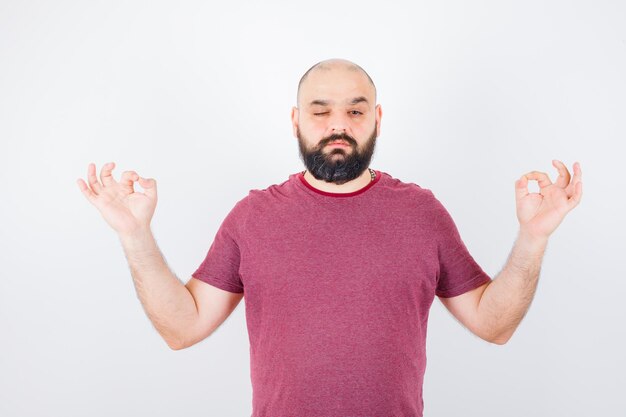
top-left (302, 168), bottom-right (374, 194)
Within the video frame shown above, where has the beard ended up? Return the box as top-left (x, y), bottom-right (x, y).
top-left (296, 122), bottom-right (378, 185)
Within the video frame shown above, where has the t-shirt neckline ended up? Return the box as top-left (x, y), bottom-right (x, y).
top-left (296, 169), bottom-right (382, 197)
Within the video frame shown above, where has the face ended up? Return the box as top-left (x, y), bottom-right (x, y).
top-left (292, 64), bottom-right (382, 184)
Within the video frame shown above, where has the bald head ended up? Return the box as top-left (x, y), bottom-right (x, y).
top-left (297, 58), bottom-right (377, 107)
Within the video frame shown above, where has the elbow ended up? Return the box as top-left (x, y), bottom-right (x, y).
top-left (476, 324), bottom-right (511, 345)
top-left (476, 325), bottom-right (510, 345)
top-left (165, 327), bottom-right (215, 351)
top-left (490, 337), bottom-right (509, 346)
top-left (488, 330), bottom-right (512, 345)
top-left (167, 334), bottom-right (203, 350)
top-left (168, 342), bottom-right (186, 351)
top-left (165, 336), bottom-right (189, 351)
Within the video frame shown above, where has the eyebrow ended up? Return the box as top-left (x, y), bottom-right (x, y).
top-left (308, 96), bottom-right (369, 107)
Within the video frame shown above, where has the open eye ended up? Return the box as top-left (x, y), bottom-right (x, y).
top-left (349, 110), bottom-right (363, 115)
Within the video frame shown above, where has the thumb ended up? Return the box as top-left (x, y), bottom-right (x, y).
top-left (138, 177), bottom-right (157, 199)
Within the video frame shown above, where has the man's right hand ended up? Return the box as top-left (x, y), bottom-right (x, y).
top-left (77, 162), bottom-right (158, 237)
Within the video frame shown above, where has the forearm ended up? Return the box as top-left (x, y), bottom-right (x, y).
top-left (119, 229), bottom-right (198, 349)
top-left (478, 230), bottom-right (549, 344)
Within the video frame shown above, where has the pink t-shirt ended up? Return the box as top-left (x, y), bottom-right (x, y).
top-left (192, 170), bottom-right (492, 417)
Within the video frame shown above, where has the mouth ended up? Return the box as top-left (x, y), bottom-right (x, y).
top-left (327, 140), bottom-right (350, 147)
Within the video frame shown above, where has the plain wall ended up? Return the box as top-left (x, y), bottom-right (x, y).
top-left (1, 0), bottom-right (624, 416)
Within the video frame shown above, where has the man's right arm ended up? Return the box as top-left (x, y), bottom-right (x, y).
top-left (120, 229), bottom-right (243, 350)
top-left (78, 162), bottom-right (243, 350)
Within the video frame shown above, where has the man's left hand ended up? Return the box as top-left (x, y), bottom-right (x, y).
top-left (515, 160), bottom-right (583, 240)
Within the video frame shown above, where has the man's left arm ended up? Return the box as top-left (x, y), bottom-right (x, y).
top-left (441, 160), bottom-right (583, 344)
top-left (476, 230), bottom-right (548, 345)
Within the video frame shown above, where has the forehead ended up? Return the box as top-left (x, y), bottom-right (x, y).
top-left (299, 67), bottom-right (375, 107)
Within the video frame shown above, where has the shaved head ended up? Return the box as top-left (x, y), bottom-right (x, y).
top-left (293, 58), bottom-right (380, 184)
top-left (297, 58), bottom-right (377, 107)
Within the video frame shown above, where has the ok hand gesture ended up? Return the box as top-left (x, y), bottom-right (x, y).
top-left (77, 162), bottom-right (158, 237)
top-left (515, 160), bottom-right (583, 240)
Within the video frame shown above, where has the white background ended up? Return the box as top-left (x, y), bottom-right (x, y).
top-left (1, 1), bottom-right (624, 416)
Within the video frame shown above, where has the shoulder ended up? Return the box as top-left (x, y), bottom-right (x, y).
top-left (248, 176), bottom-right (292, 198)
top-left (376, 171), bottom-right (455, 229)
top-left (376, 171), bottom-right (438, 206)
top-left (220, 175), bottom-right (295, 238)
top-left (244, 174), bottom-right (300, 213)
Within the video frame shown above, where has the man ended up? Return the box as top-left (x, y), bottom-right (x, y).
top-left (77, 58), bottom-right (583, 417)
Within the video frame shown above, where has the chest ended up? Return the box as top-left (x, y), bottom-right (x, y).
top-left (238, 204), bottom-right (440, 303)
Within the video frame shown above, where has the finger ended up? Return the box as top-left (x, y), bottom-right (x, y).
top-left (120, 170), bottom-right (139, 191)
top-left (522, 171), bottom-right (553, 188)
top-left (515, 174), bottom-right (529, 201)
top-left (87, 163), bottom-right (103, 195)
top-left (567, 180), bottom-right (583, 211)
top-left (552, 159), bottom-right (571, 188)
top-left (138, 176), bottom-right (157, 199)
top-left (563, 161), bottom-right (582, 198)
top-left (571, 161), bottom-right (582, 185)
top-left (100, 161), bottom-right (117, 187)
top-left (76, 178), bottom-right (98, 206)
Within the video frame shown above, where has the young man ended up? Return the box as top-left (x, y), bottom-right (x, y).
top-left (77, 58), bottom-right (583, 417)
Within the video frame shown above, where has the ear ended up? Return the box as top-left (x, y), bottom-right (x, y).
top-left (375, 104), bottom-right (382, 137)
top-left (291, 106), bottom-right (299, 138)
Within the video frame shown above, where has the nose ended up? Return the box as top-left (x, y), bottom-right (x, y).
top-left (328, 114), bottom-right (350, 136)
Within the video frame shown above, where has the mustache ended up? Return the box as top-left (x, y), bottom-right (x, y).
top-left (319, 133), bottom-right (357, 147)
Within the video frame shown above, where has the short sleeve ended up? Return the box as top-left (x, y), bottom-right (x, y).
top-left (428, 192), bottom-right (492, 298)
top-left (191, 195), bottom-right (249, 293)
